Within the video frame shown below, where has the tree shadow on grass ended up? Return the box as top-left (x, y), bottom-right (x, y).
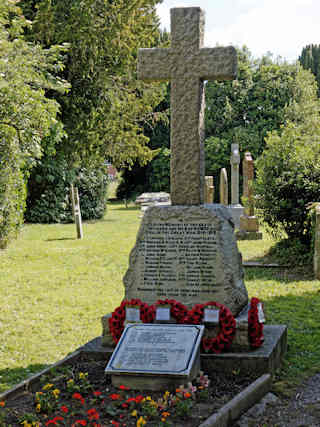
top-left (0, 363), bottom-right (49, 394)
top-left (112, 206), bottom-right (140, 211)
top-left (244, 265), bottom-right (315, 283)
top-left (45, 238), bottom-right (76, 242)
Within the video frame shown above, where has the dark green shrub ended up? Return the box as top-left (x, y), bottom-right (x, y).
top-left (255, 124), bottom-right (320, 246)
top-left (25, 156), bottom-right (108, 223)
top-left (0, 134), bottom-right (26, 248)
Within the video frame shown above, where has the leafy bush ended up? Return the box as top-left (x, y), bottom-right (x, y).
top-left (0, 134), bottom-right (26, 248)
top-left (25, 156), bottom-right (108, 223)
top-left (255, 123), bottom-right (320, 247)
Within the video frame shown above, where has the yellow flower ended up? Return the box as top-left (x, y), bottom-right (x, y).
top-left (131, 409), bottom-right (138, 417)
top-left (35, 392), bottom-right (43, 402)
top-left (136, 416), bottom-right (147, 427)
top-left (79, 372), bottom-right (87, 379)
top-left (33, 423), bottom-right (40, 427)
top-left (146, 396), bottom-right (151, 401)
top-left (52, 389), bottom-right (60, 398)
top-left (163, 391), bottom-right (170, 400)
top-left (36, 403), bottom-right (41, 412)
top-left (42, 383), bottom-right (54, 390)
top-left (67, 379), bottom-right (74, 384)
top-left (21, 422), bottom-right (32, 427)
top-left (162, 412), bottom-right (170, 418)
top-left (0, 401), bottom-right (5, 407)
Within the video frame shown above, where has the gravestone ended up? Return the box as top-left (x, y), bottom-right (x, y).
top-left (228, 143), bottom-right (244, 228)
top-left (219, 168), bottom-right (228, 206)
top-left (237, 152), bottom-right (262, 240)
top-left (105, 323), bottom-right (204, 390)
top-left (314, 204), bottom-right (320, 279)
top-left (102, 7), bottom-right (248, 347)
top-left (204, 176), bottom-right (214, 204)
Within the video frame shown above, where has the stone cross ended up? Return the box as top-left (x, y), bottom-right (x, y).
top-left (230, 143), bottom-right (240, 205)
top-left (242, 152), bottom-right (254, 216)
top-left (138, 7), bottom-right (237, 205)
top-left (219, 168), bottom-right (228, 205)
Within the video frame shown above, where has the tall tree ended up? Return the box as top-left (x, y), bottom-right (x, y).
top-left (0, 0), bottom-right (68, 246)
top-left (299, 44), bottom-right (320, 96)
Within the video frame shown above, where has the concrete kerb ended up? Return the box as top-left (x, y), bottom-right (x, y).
top-left (198, 374), bottom-right (272, 427)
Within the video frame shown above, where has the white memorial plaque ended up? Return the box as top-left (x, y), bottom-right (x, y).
top-left (258, 303), bottom-right (265, 323)
top-left (156, 307), bottom-right (171, 321)
top-left (105, 324), bottom-right (204, 375)
top-left (203, 307), bottom-right (219, 323)
top-left (125, 307), bottom-right (140, 322)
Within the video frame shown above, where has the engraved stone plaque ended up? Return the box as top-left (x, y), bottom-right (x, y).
top-left (258, 303), bottom-right (266, 323)
top-left (124, 205), bottom-right (248, 316)
top-left (105, 324), bottom-right (204, 390)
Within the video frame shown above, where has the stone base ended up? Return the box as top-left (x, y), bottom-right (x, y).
top-left (227, 204), bottom-right (244, 229)
top-left (236, 230), bottom-right (263, 240)
top-left (82, 324), bottom-right (287, 376)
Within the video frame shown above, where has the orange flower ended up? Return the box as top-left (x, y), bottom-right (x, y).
top-left (184, 392), bottom-right (191, 398)
top-left (0, 401), bottom-right (5, 407)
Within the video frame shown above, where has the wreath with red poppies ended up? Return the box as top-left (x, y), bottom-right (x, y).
top-left (108, 298), bottom-right (152, 344)
top-left (248, 297), bottom-right (264, 348)
top-left (147, 299), bottom-right (189, 324)
top-left (184, 301), bottom-right (237, 353)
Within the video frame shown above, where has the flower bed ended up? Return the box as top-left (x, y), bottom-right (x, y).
top-left (0, 356), bottom-right (259, 427)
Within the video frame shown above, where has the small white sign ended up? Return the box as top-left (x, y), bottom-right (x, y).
top-left (258, 303), bottom-right (265, 323)
top-left (203, 307), bottom-right (219, 323)
top-left (156, 307), bottom-right (171, 321)
top-left (125, 307), bottom-right (140, 322)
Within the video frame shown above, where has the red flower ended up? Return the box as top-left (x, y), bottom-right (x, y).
top-left (88, 408), bottom-right (100, 420)
top-left (134, 395), bottom-right (144, 403)
top-left (109, 393), bottom-right (122, 400)
top-left (72, 392), bottom-right (85, 405)
top-left (121, 403), bottom-right (128, 408)
top-left (119, 385), bottom-right (130, 391)
top-left (60, 405), bottom-right (69, 413)
top-left (45, 416), bottom-right (64, 426)
top-left (74, 420), bottom-right (87, 426)
top-left (111, 421), bottom-right (120, 427)
top-left (93, 391), bottom-right (102, 397)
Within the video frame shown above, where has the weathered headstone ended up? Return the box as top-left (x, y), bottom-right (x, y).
top-left (70, 184), bottom-right (83, 239)
top-left (237, 152), bottom-right (262, 240)
top-left (219, 168), bottom-right (228, 206)
top-left (228, 143), bottom-right (244, 228)
top-left (204, 176), bottom-right (214, 204)
top-left (314, 204), bottom-right (320, 279)
top-left (105, 323), bottom-right (204, 390)
top-left (138, 7), bottom-right (237, 205)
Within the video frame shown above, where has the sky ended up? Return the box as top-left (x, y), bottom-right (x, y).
top-left (156, 0), bottom-right (320, 62)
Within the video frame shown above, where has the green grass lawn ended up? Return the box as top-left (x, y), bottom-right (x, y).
top-left (1, 202), bottom-right (320, 395)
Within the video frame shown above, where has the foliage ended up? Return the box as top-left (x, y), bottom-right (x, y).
top-left (255, 68), bottom-right (320, 246)
top-left (25, 156), bottom-right (108, 223)
top-left (19, 0), bottom-right (166, 169)
top-left (299, 44), bottom-right (320, 97)
top-left (204, 48), bottom-right (309, 200)
top-left (0, 0), bottom-right (68, 247)
top-left (117, 82), bottom-right (170, 199)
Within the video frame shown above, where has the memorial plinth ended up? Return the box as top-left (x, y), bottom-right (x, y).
top-left (124, 204), bottom-right (248, 316)
top-left (105, 324), bottom-right (204, 390)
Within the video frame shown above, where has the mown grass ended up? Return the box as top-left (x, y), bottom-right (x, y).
top-left (1, 202), bottom-right (320, 396)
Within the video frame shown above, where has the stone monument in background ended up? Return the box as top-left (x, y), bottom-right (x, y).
top-left (219, 168), bottom-right (228, 206)
top-left (228, 143), bottom-right (244, 228)
top-left (122, 7), bottom-right (248, 315)
top-left (237, 152), bottom-right (262, 240)
top-left (204, 176), bottom-right (214, 203)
